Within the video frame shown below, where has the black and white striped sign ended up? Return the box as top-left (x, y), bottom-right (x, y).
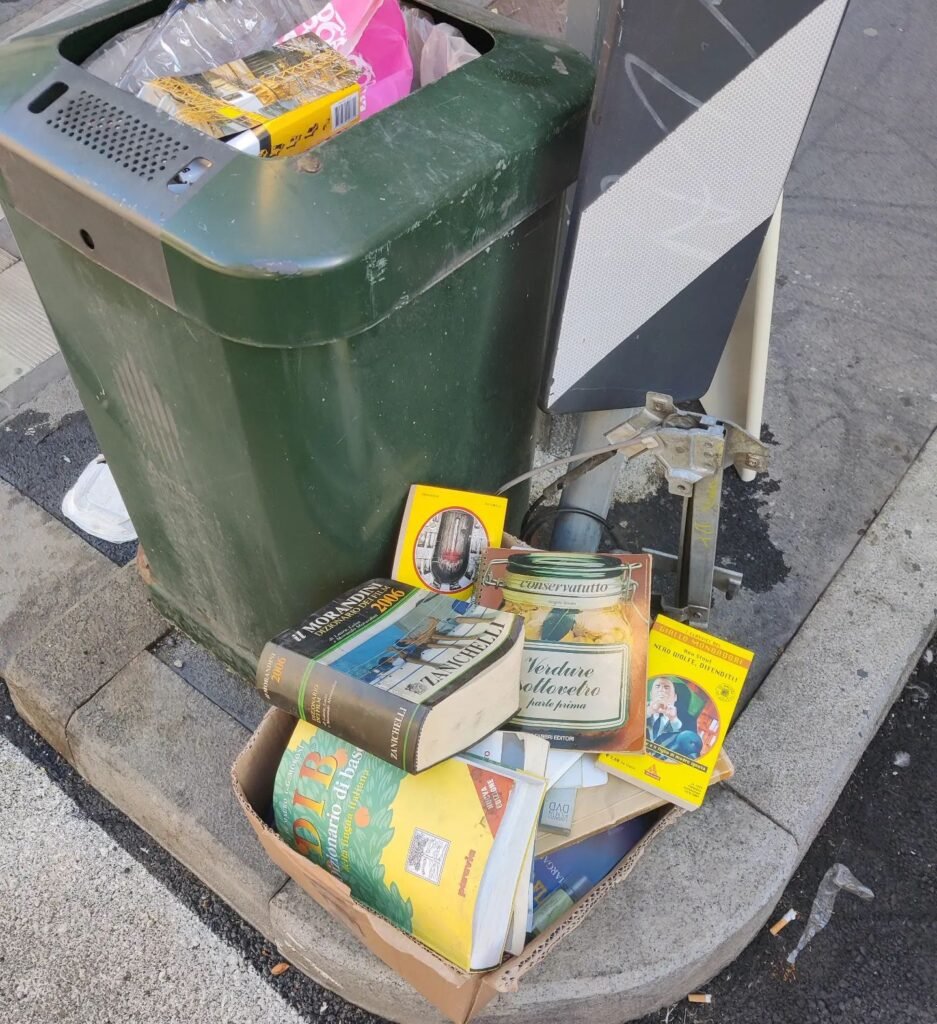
top-left (544, 0), bottom-right (849, 413)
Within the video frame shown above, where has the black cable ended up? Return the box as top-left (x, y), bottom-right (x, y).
top-left (521, 504), bottom-right (626, 550)
top-left (519, 493), bottom-right (547, 542)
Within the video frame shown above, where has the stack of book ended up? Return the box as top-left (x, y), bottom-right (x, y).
top-left (253, 484), bottom-right (753, 971)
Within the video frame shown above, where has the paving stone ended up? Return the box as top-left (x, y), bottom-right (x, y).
top-left (728, 430), bottom-right (937, 849)
top-left (270, 789), bottom-right (795, 1024)
top-left (5, 562), bottom-right (168, 759)
top-left (0, 261), bottom-right (59, 392)
top-left (0, 478), bottom-right (113, 675)
top-left (270, 882), bottom-right (447, 1024)
top-left (68, 652), bottom-right (288, 938)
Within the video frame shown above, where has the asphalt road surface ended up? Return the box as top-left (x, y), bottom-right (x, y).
top-left (636, 649), bottom-right (936, 1024)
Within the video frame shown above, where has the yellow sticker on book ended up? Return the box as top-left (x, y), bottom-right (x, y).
top-left (256, 85), bottom-right (361, 157)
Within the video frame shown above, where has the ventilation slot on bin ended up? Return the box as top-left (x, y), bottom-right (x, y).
top-left (47, 90), bottom-right (189, 181)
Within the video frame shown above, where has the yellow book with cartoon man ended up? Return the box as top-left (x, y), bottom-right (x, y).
top-left (599, 616), bottom-right (752, 810)
top-left (274, 719), bottom-right (544, 969)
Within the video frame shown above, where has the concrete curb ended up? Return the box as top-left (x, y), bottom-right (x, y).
top-left (0, 477), bottom-right (113, 675)
top-left (3, 419), bottom-right (936, 1019)
top-left (727, 426), bottom-right (937, 851)
top-left (6, 561), bottom-right (167, 758)
top-left (68, 651), bottom-right (289, 939)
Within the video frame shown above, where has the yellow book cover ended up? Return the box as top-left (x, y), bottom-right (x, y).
top-left (274, 719), bottom-right (540, 969)
top-left (599, 616), bottom-right (753, 810)
top-left (233, 85), bottom-right (361, 157)
top-left (141, 36), bottom-right (361, 156)
top-left (392, 485), bottom-right (508, 599)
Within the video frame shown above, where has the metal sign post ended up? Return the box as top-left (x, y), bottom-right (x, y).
top-left (604, 394), bottom-right (769, 626)
top-left (547, 0), bottom-right (849, 604)
top-left (545, 0), bottom-right (849, 415)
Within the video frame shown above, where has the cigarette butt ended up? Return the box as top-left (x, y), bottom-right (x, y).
top-left (770, 908), bottom-right (798, 935)
top-left (688, 993), bottom-right (712, 1004)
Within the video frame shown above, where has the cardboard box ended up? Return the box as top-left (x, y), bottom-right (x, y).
top-left (233, 708), bottom-right (679, 1024)
top-left (534, 748), bottom-right (734, 857)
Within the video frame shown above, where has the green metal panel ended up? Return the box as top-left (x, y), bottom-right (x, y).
top-left (0, 0), bottom-right (593, 677)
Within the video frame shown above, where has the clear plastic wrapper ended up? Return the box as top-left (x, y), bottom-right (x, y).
top-left (138, 36), bottom-right (362, 156)
top-left (417, 21), bottom-right (480, 86)
top-left (84, 18), bottom-right (156, 85)
top-left (787, 863), bottom-right (874, 965)
top-left (402, 5), bottom-right (433, 88)
top-left (400, 8), bottom-right (481, 89)
top-left (114, 0), bottom-right (327, 96)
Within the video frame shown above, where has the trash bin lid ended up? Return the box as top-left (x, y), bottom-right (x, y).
top-left (0, 0), bottom-right (594, 348)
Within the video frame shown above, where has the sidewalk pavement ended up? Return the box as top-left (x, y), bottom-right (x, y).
top-left (0, 733), bottom-right (306, 1024)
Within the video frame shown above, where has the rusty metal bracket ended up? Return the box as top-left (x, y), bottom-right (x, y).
top-left (606, 392), bottom-right (769, 627)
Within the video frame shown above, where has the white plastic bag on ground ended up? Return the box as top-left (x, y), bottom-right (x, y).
top-left (61, 455), bottom-right (137, 544)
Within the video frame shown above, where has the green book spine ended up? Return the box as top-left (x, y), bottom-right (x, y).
top-left (257, 643), bottom-right (429, 773)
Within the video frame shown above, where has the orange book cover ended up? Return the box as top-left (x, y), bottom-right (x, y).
top-left (474, 549), bottom-right (651, 753)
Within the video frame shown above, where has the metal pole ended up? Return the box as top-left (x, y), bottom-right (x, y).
top-left (549, 0), bottom-right (628, 555)
top-left (672, 456), bottom-right (724, 627)
top-left (549, 409), bottom-right (629, 551)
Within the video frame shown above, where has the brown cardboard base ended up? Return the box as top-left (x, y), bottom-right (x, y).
top-left (232, 708), bottom-right (679, 1024)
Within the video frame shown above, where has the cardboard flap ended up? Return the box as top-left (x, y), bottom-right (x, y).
top-left (232, 707), bottom-right (294, 811)
top-left (487, 808), bottom-right (683, 993)
top-left (535, 747), bottom-right (734, 857)
top-left (232, 708), bottom-right (485, 1024)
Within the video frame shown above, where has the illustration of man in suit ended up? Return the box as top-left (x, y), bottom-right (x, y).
top-left (647, 677), bottom-right (683, 741)
top-left (646, 676), bottom-right (703, 760)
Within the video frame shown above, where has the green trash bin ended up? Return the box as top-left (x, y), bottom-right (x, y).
top-left (0, 0), bottom-right (592, 678)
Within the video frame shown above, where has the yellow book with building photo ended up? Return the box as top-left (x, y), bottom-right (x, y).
top-left (392, 485), bottom-right (508, 599)
top-left (599, 616), bottom-right (752, 810)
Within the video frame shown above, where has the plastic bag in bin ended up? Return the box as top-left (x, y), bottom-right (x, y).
top-left (113, 0), bottom-right (326, 95)
top-left (417, 21), bottom-right (480, 86)
top-left (403, 7), bottom-right (481, 88)
top-left (280, 0), bottom-right (413, 118)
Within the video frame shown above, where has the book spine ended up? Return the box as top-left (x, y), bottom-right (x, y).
top-left (269, 579), bottom-right (416, 658)
top-left (256, 643), bottom-right (429, 773)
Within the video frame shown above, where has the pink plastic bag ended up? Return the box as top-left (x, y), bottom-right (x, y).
top-left (279, 0), bottom-right (412, 119)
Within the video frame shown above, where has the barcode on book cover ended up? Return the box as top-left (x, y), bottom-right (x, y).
top-left (331, 93), bottom-right (359, 131)
top-left (405, 828), bottom-right (449, 885)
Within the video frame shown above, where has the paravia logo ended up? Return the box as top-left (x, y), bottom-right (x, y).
top-left (644, 764), bottom-right (661, 780)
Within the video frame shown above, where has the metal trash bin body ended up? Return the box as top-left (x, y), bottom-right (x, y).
top-left (0, 0), bottom-right (593, 676)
